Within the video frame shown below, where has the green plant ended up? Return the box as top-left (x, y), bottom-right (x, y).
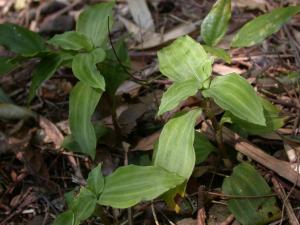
top-left (0, 1), bottom-right (299, 224)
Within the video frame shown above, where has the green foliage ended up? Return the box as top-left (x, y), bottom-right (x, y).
top-left (48, 31), bottom-right (93, 51)
top-left (53, 211), bottom-right (76, 225)
top-left (0, 56), bottom-right (19, 75)
top-left (158, 80), bottom-right (199, 115)
top-left (203, 45), bottom-right (231, 63)
top-left (76, 2), bottom-right (114, 47)
top-left (232, 6), bottom-right (300, 47)
top-left (72, 49), bottom-right (106, 90)
top-left (86, 164), bottom-right (104, 197)
top-left (0, 103), bottom-right (36, 120)
top-left (69, 82), bottom-right (102, 159)
top-left (0, 23), bottom-right (46, 56)
top-left (224, 97), bottom-right (284, 135)
top-left (157, 35), bottom-right (212, 88)
top-left (28, 54), bottom-right (62, 103)
top-left (154, 109), bottom-right (202, 179)
top-left (100, 40), bottom-right (130, 98)
top-left (72, 188), bottom-right (97, 221)
top-left (0, 2), bottom-right (291, 224)
top-left (203, 73), bottom-right (265, 126)
top-left (194, 132), bottom-right (216, 164)
top-left (222, 163), bottom-right (281, 225)
top-left (98, 165), bottom-right (184, 208)
top-left (201, 0), bottom-right (231, 46)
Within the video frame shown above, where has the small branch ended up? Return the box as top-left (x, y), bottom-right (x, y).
top-left (272, 178), bottom-right (300, 225)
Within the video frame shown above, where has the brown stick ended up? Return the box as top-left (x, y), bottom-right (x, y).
top-left (201, 123), bottom-right (300, 188)
top-left (272, 178), bottom-right (300, 225)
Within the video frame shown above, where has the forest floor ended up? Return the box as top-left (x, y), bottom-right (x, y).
top-left (0, 0), bottom-right (300, 224)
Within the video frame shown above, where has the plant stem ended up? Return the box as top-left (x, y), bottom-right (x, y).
top-left (205, 100), bottom-right (232, 169)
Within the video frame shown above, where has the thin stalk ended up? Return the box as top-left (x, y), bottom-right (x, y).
top-left (205, 99), bottom-right (232, 169)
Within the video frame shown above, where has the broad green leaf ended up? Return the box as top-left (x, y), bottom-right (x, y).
top-left (222, 163), bottom-right (281, 225)
top-left (201, 0), bottom-right (231, 46)
top-left (52, 210), bottom-right (75, 225)
top-left (100, 40), bottom-right (129, 97)
top-left (194, 131), bottom-right (216, 164)
top-left (203, 45), bottom-right (231, 63)
top-left (98, 165), bottom-right (184, 208)
top-left (61, 135), bottom-right (82, 153)
top-left (28, 54), bottom-right (62, 103)
top-left (231, 6), bottom-right (300, 48)
top-left (0, 23), bottom-right (46, 56)
top-left (227, 97), bottom-right (284, 135)
top-left (76, 2), bottom-right (114, 47)
top-left (90, 48), bottom-right (106, 64)
top-left (72, 188), bottom-right (97, 221)
top-left (158, 79), bottom-right (199, 115)
top-left (0, 103), bottom-right (36, 120)
top-left (48, 31), bottom-right (93, 51)
top-left (64, 190), bottom-right (77, 209)
top-left (72, 49), bottom-right (106, 90)
top-left (0, 56), bottom-right (19, 75)
top-left (87, 164), bottom-right (104, 196)
top-left (158, 36), bottom-right (213, 88)
top-left (62, 122), bottom-right (107, 153)
top-left (69, 82), bottom-right (102, 159)
top-left (154, 108), bottom-right (202, 178)
top-left (0, 87), bottom-right (12, 103)
top-left (202, 73), bottom-right (265, 125)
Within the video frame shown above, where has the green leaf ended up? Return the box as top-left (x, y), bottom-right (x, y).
top-left (64, 190), bottom-right (77, 209)
top-left (201, 0), bottom-right (231, 46)
top-left (98, 165), bottom-right (184, 208)
top-left (222, 163), bottom-right (281, 225)
top-left (53, 210), bottom-right (75, 225)
top-left (48, 31), bottom-right (93, 51)
top-left (0, 23), bottom-right (46, 56)
top-left (194, 131), bottom-right (216, 164)
top-left (0, 56), bottom-right (19, 75)
top-left (226, 97), bottom-right (284, 135)
top-left (72, 188), bottom-right (97, 221)
top-left (62, 122), bottom-right (107, 153)
top-left (100, 40), bottom-right (130, 97)
top-left (87, 164), bottom-right (104, 197)
top-left (72, 49), bottom-right (106, 90)
top-left (231, 6), bottom-right (300, 48)
top-left (158, 36), bottom-right (213, 88)
top-left (28, 54), bottom-right (62, 103)
top-left (202, 73), bottom-right (265, 125)
top-left (69, 82), bottom-right (102, 159)
top-left (76, 2), bottom-right (114, 47)
top-left (0, 103), bottom-right (36, 120)
top-left (158, 79), bottom-right (199, 115)
top-left (203, 45), bottom-right (231, 63)
top-left (154, 108), bottom-right (202, 178)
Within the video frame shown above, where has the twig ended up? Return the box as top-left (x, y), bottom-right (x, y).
top-left (272, 178), bottom-right (300, 225)
top-left (219, 214), bottom-right (235, 225)
top-left (107, 17), bottom-right (149, 85)
top-left (151, 203), bottom-right (160, 225)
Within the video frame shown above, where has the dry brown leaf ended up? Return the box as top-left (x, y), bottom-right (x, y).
top-left (134, 21), bottom-right (201, 49)
top-left (213, 64), bottom-right (246, 75)
top-left (133, 130), bottom-right (160, 151)
top-left (39, 116), bottom-right (64, 149)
